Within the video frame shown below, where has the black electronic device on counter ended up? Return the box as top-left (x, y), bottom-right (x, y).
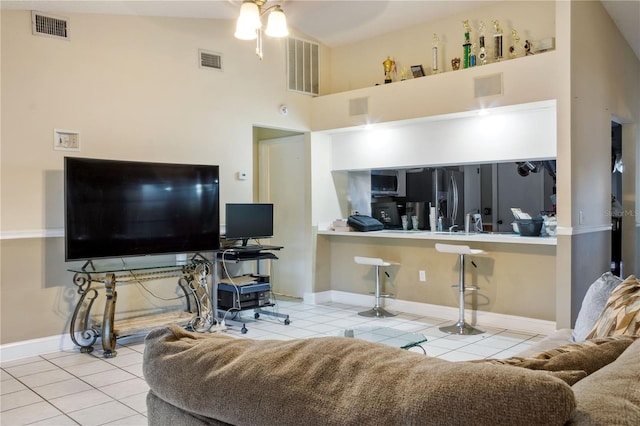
top-left (371, 202), bottom-right (402, 229)
top-left (347, 215), bottom-right (384, 232)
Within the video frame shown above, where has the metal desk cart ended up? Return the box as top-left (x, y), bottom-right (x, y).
top-left (215, 246), bottom-right (290, 333)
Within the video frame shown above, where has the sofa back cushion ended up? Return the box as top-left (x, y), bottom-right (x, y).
top-left (474, 335), bottom-right (636, 385)
top-left (567, 338), bottom-right (640, 424)
top-left (143, 326), bottom-right (576, 426)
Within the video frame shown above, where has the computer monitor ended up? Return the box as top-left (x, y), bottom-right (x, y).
top-left (224, 203), bottom-right (274, 246)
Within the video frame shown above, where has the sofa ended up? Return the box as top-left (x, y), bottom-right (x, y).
top-left (143, 273), bottom-right (640, 425)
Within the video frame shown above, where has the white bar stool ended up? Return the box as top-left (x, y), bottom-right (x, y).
top-left (354, 256), bottom-right (398, 317)
top-left (435, 243), bottom-right (486, 335)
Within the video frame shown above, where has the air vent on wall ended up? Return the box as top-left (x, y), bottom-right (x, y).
top-left (199, 49), bottom-right (223, 71)
top-left (474, 73), bottom-right (503, 98)
top-left (287, 37), bottom-right (319, 96)
top-left (349, 97), bottom-right (369, 116)
top-left (32, 11), bottom-right (69, 40)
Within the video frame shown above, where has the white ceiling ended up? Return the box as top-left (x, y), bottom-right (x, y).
top-left (2, 0), bottom-right (639, 59)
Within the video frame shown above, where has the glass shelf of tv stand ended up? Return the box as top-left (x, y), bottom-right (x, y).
top-left (66, 255), bottom-right (212, 274)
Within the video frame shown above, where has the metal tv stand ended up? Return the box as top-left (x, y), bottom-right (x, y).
top-left (67, 255), bottom-right (213, 358)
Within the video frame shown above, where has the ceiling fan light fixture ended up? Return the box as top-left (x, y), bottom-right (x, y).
top-left (265, 5), bottom-right (289, 38)
top-left (234, 1), bottom-right (261, 40)
top-left (235, 0), bottom-right (288, 58)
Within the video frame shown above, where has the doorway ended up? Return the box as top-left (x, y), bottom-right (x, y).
top-left (257, 133), bottom-right (308, 297)
top-left (494, 163), bottom-right (554, 232)
top-left (611, 122), bottom-right (623, 275)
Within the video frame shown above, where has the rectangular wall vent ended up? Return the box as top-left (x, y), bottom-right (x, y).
top-left (32, 11), bottom-right (69, 40)
top-left (474, 73), bottom-right (503, 98)
top-left (199, 49), bottom-right (223, 71)
top-left (287, 37), bottom-right (319, 96)
top-left (349, 97), bottom-right (369, 116)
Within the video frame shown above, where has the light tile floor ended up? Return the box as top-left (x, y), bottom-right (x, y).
top-left (1, 297), bottom-right (546, 425)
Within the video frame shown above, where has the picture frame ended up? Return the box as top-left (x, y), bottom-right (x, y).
top-left (411, 65), bottom-right (425, 78)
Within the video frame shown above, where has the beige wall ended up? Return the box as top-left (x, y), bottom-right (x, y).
top-left (0, 10), bottom-right (323, 344)
top-left (328, 1), bottom-right (556, 93)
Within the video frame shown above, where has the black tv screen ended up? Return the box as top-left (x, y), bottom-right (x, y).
top-left (225, 203), bottom-right (273, 245)
top-left (65, 157), bottom-right (220, 261)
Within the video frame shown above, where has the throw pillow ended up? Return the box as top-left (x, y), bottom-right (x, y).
top-left (474, 335), bottom-right (636, 384)
top-left (571, 272), bottom-right (623, 342)
top-left (586, 275), bottom-right (640, 339)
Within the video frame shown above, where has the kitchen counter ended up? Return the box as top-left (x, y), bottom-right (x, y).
top-left (317, 229), bottom-right (557, 246)
top-left (315, 227), bottom-right (557, 324)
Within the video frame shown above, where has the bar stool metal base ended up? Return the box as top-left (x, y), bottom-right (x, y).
top-left (435, 244), bottom-right (487, 337)
top-left (439, 320), bottom-right (484, 335)
top-left (354, 257), bottom-right (398, 319)
top-left (358, 306), bottom-right (396, 318)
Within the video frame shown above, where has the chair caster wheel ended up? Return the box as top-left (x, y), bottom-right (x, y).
top-left (254, 313), bottom-right (260, 319)
top-left (241, 325), bottom-right (248, 334)
top-left (284, 318), bottom-right (291, 325)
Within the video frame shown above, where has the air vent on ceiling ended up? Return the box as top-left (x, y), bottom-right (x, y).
top-left (32, 11), bottom-right (69, 40)
top-left (287, 37), bottom-right (319, 96)
top-left (199, 49), bottom-right (223, 71)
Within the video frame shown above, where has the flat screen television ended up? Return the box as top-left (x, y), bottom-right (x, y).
top-left (224, 203), bottom-right (273, 246)
top-left (65, 157), bottom-right (220, 261)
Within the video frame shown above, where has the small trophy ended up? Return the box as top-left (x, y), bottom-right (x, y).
top-left (524, 39), bottom-right (534, 56)
top-left (478, 21), bottom-right (488, 65)
top-left (470, 42), bottom-right (477, 67)
top-left (432, 33), bottom-right (440, 74)
top-left (462, 20), bottom-right (472, 68)
top-left (492, 19), bottom-right (503, 61)
top-left (382, 56), bottom-right (395, 84)
top-left (451, 58), bottom-right (461, 70)
top-left (509, 28), bottom-right (523, 58)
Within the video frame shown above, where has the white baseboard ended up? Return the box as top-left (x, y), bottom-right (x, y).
top-left (0, 333), bottom-right (77, 363)
top-left (305, 290), bottom-right (557, 335)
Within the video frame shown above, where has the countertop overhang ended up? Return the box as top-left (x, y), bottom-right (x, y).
top-left (318, 229), bottom-right (557, 246)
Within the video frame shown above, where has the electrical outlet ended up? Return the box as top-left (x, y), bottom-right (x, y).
top-left (419, 270), bottom-right (426, 282)
top-left (53, 129), bottom-right (80, 151)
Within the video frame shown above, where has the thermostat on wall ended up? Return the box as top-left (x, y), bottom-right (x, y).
top-left (236, 171), bottom-right (248, 181)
